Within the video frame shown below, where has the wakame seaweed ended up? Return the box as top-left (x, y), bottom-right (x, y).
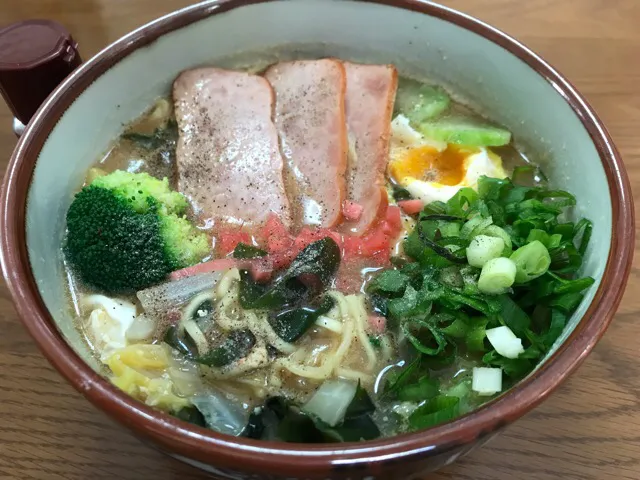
top-left (239, 237), bottom-right (341, 310)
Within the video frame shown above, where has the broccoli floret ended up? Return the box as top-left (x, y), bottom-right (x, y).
top-left (91, 170), bottom-right (188, 215)
top-left (65, 171), bottom-right (209, 293)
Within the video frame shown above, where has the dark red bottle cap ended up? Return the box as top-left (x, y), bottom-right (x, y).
top-left (0, 20), bottom-right (82, 125)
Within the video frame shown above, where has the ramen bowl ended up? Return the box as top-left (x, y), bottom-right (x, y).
top-left (0, 1), bottom-right (633, 478)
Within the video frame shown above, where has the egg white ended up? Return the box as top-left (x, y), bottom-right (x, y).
top-left (81, 294), bottom-right (137, 361)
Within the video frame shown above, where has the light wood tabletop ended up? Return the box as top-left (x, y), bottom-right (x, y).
top-left (0, 1), bottom-right (638, 479)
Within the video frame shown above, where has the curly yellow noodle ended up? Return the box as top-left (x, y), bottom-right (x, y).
top-left (345, 295), bottom-right (378, 372)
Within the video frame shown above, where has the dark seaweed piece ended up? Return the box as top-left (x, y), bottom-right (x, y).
top-left (196, 330), bottom-right (256, 367)
top-left (392, 184), bottom-right (414, 202)
top-left (163, 325), bottom-right (197, 357)
top-left (243, 411), bottom-right (266, 439)
top-left (344, 381), bottom-right (376, 419)
top-left (268, 296), bottom-right (335, 342)
top-left (173, 406), bottom-right (206, 427)
top-left (192, 299), bottom-right (214, 319)
top-left (239, 237), bottom-right (340, 310)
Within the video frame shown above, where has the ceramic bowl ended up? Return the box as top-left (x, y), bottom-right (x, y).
top-left (0, 1), bottom-right (634, 479)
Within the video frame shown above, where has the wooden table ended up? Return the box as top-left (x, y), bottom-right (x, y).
top-left (0, 1), bottom-right (638, 479)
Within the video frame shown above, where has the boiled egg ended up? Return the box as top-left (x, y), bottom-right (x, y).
top-left (388, 115), bottom-right (507, 205)
top-left (81, 294), bottom-right (137, 361)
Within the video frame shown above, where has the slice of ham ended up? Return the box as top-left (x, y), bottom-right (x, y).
top-left (265, 59), bottom-right (348, 230)
top-left (173, 68), bottom-right (292, 228)
top-left (342, 62), bottom-right (398, 235)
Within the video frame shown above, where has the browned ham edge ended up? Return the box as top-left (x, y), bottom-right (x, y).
top-left (173, 68), bottom-right (291, 230)
top-left (265, 59), bottom-right (348, 230)
top-left (342, 62), bottom-right (398, 235)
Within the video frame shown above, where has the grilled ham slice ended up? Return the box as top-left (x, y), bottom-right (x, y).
top-left (173, 68), bottom-right (291, 229)
top-left (342, 62), bottom-right (398, 235)
top-left (265, 59), bottom-right (348, 229)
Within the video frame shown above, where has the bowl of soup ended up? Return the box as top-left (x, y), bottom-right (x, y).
top-left (0, 0), bottom-right (634, 479)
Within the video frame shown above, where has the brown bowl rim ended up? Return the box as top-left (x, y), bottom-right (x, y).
top-left (0, 0), bottom-right (634, 474)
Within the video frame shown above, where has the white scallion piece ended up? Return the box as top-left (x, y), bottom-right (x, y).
top-left (482, 225), bottom-right (513, 255)
top-left (477, 257), bottom-right (516, 294)
top-left (486, 325), bottom-right (525, 359)
top-left (466, 234), bottom-right (505, 268)
top-left (303, 379), bottom-right (357, 427)
top-left (472, 367), bottom-right (503, 396)
top-left (510, 240), bottom-right (551, 283)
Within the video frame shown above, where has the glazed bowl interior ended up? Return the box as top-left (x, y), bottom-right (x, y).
top-left (27, 0), bottom-right (610, 373)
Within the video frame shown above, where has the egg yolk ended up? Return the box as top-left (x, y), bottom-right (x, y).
top-left (390, 145), bottom-right (478, 186)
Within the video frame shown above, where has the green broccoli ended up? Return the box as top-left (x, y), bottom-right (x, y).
top-left (65, 171), bottom-right (209, 293)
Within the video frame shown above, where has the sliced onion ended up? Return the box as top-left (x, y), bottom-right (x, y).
top-left (472, 367), bottom-right (502, 396)
top-left (485, 326), bottom-right (524, 359)
top-left (303, 379), bottom-right (357, 427)
top-left (167, 351), bottom-right (203, 397)
top-left (137, 272), bottom-right (220, 320)
top-left (125, 314), bottom-right (156, 342)
top-left (191, 390), bottom-right (251, 436)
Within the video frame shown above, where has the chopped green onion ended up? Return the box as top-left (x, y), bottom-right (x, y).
top-left (553, 276), bottom-right (595, 295)
top-left (465, 317), bottom-right (489, 352)
top-left (482, 224), bottom-right (512, 253)
top-left (477, 257), bottom-right (516, 295)
top-left (408, 395), bottom-right (460, 430)
top-left (445, 379), bottom-right (471, 400)
top-left (461, 215), bottom-right (493, 239)
top-left (383, 356), bottom-right (421, 398)
top-left (574, 218), bottom-right (593, 256)
top-left (441, 317), bottom-right (468, 338)
top-left (526, 229), bottom-right (550, 246)
top-left (550, 292), bottom-right (584, 313)
top-left (485, 325), bottom-right (524, 359)
top-left (510, 240), bottom-right (551, 283)
top-left (472, 367), bottom-right (502, 396)
top-left (402, 319), bottom-right (447, 356)
top-left (495, 295), bottom-right (530, 337)
top-left (367, 269), bottom-right (409, 295)
top-left (542, 309), bottom-right (567, 348)
top-left (398, 376), bottom-right (440, 402)
top-left (439, 221), bottom-right (462, 238)
top-left (466, 235), bottom-right (505, 268)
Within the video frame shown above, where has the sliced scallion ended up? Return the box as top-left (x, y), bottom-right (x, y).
top-left (466, 235), bottom-right (505, 268)
top-left (483, 224), bottom-right (513, 254)
top-left (477, 257), bottom-right (516, 295)
top-left (485, 325), bottom-right (524, 359)
top-left (471, 367), bottom-right (502, 396)
top-left (510, 240), bottom-right (551, 283)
